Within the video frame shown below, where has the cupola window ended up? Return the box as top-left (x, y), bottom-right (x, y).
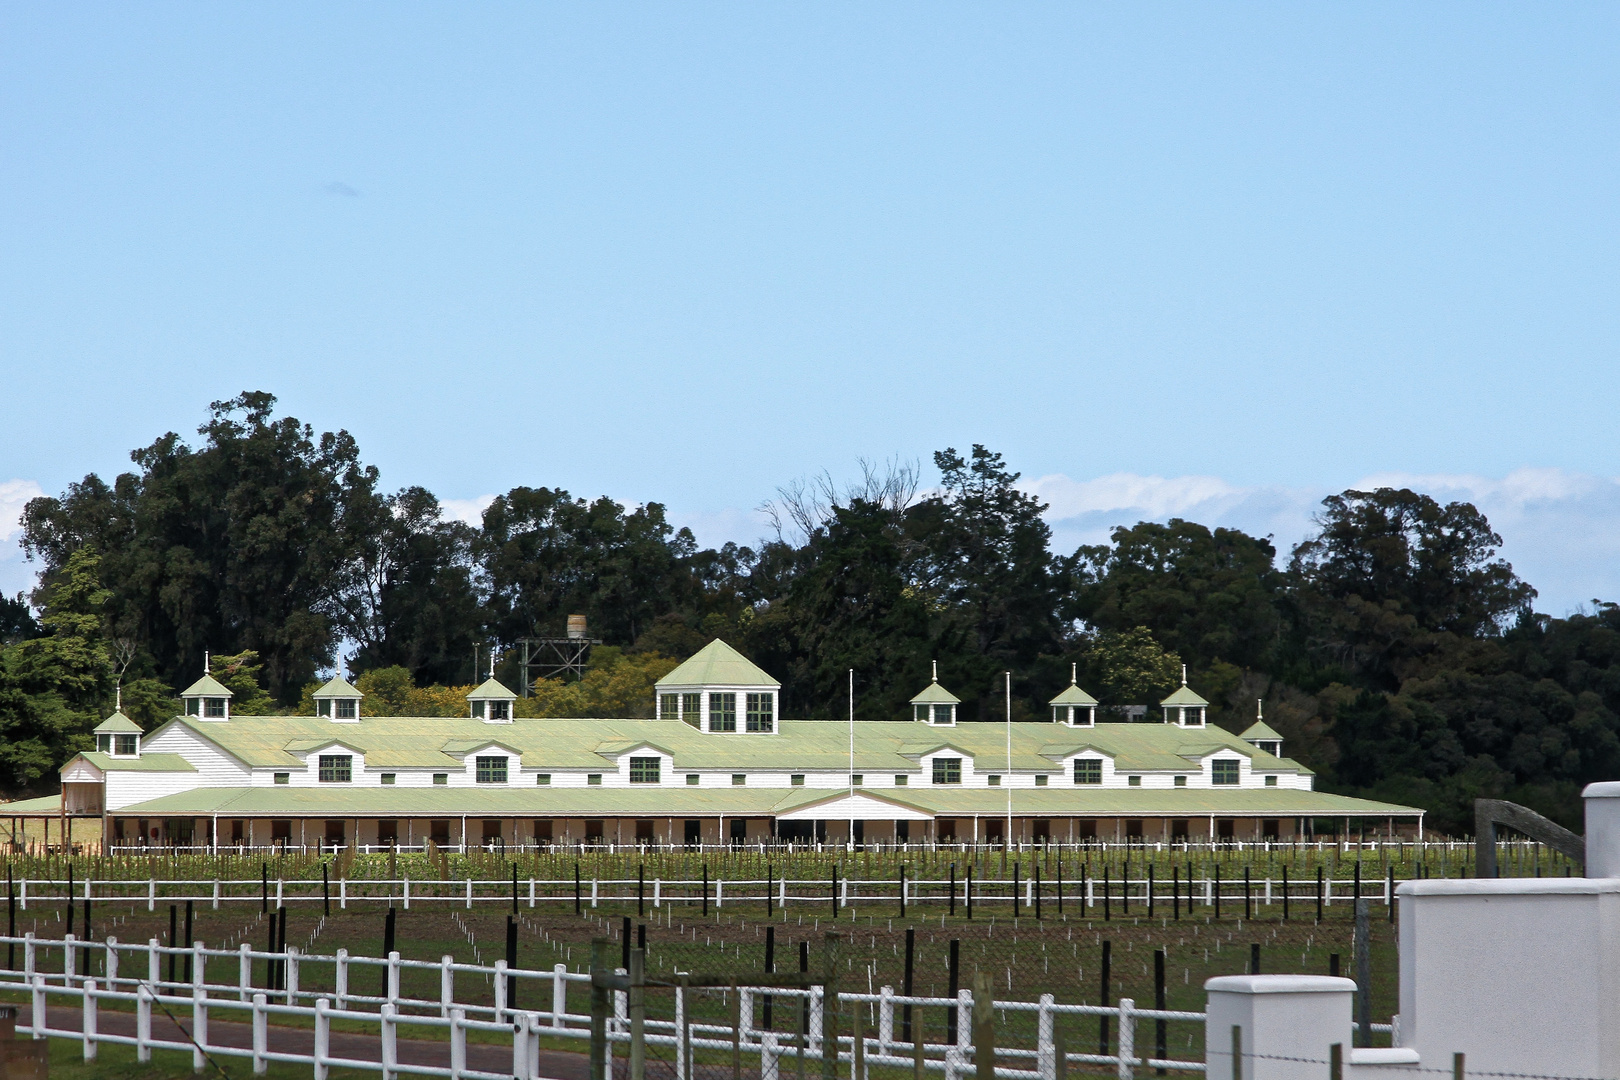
top-left (652, 639), bottom-right (782, 736)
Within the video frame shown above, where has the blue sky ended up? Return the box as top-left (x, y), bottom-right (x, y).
top-left (4, 5), bottom-right (1620, 613)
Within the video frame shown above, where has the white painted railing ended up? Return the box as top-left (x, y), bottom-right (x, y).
top-left (0, 933), bottom-right (1209, 1079)
top-left (1, 871), bottom-right (1405, 911)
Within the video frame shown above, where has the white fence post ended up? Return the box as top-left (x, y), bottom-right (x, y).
top-left (276, 878), bottom-right (284, 907)
top-left (147, 878), bottom-right (154, 912)
top-left (106, 936), bottom-right (118, 991)
top-left (450, 1007), bottom-right (467, 1080)
top-left (193, 983), bottom-right (209, 1073)
top-left (340, 878), bottom-right (347, 910)
top-left (404, 877), bottom-right (411, 911)
top-left (135, 982), bottom-right (153, 1061)
top-left (653, 879), bottom-right (661, 908)
top-left (22, 931), bottom-right (34, 988)
top-left (148, 937), bottom-right (160, 991)
top-left (494, 960), bottom-right (508, 1021)
top-left (1116, 997), bottom-right (1134, 1079)
top-left (529, 877), bottom-right (536, 909)
top-left (381, 1002), bottom-right (398, 1080)
top-left (82, 979), bottom-right (97, 1061)
top-left (552, 964), bottom-right (567, 1027)
top-left (212, 879), bottom-right (220, 910)
top-left (955, 989), bottom-right (971, 1050)
top-left (878, 986), bottom-right (893, 1055)
top-left (239, 943), bottom-right (252, 1002)
top-left (466, 879), bottom-right (473, 909)
top-left (809, 986), bottom-right (824, 1055)
top-left (441, 955), bottom-right (454, 1018)
top-left (62, 933), bottom-right (74, 988)
top-left (591, 879), bottom-right (598, 908)
top-left (1037, 993), bottom-right (1054, 1080)
top-left (314, 997), bottom-right (331, 1080)
top-left (17, 878), bottom-right (24, 912)
top-left (761, 1031), bottom-right (780, 1080)
top-left (252, 991), bottom-right (267, 1074)
top-left (286, 945), bottom-right (299, 1005)
top-left (336, 948), bottom-right (349, 1009)
top-left (29, 973), bottom-right (44, 1039)
top-left (388, 950), bottom-right (401, 1005)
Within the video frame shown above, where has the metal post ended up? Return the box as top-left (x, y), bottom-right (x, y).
top-left (902, 927), bottom-right (914, 1046)
top-left (629, 946), bottom-right (646, 1080)
top-left (590, 938), bottom-right (609, 1080)
top-left (1354, 900), bottom-right (1371, 1048)
top-left (1154, 951), bottom-right (1166, 1076)
top-left (1098, 940), bottom-right (1111, 1056)
top-left (972, 971), bottom-right (993, 1080)
top-left (822, 933), bottom-right (842, 1080)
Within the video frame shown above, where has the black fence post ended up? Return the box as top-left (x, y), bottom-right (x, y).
top-left (1154, 949), bottom-right (1167, 1077)
top-left (575, 863), bottom-right (582, 915)
top-left (262, 863), bottom-right (268, 914)
top-left (184, 899), bottom-right (194, 983)
top-left (899, 864), bottom-right (906, 918)
top-left (506, 916), bottom-right (518, 1013)
top-left (1244, 868), bottom-right (1252, 920)
top-left (767, 864), bottom-right (774, 917)
top-left (949, 864), bottom-right (956, 917)
top-left (799, 940), bottom-right (810, 1040)
top-left (946, 939), bottom-right (960, 1044)
top-left (1013, 862), bottom-right (1021, 917)
top-left (1035, 864), bottom-right (1042, 920)
top-left (265, 907), bottom-right (277, 990)
top-left (514, 863), bottom-right (520, 915)
top-left (1354, 860), bottom-right (1362, 904)
top-left (1172, 866), bottom-right (1180, 921)
top-left (1122, 857), bottom-right (1129, 915)
top-left (1103, 867), bottom-right (1110, 921)
top-left (1146, 866), bottom-right (1153, 919)
top-left (1317, 866), bottom-right (1324, 923)
top-left (381, 905), bottom-right (395, 997)
top-left (638, 864), bottom-right (645, 918)
top-left (763, 925), bottom-right (775, 1030)
top-left (703, 864), bottom-right (710, 917)
top-left (831, 865), bottom-right (838, 916)
top-left (1097, 940), bottom-right (1111, 1056)
top-left (1388, 866), bottom-right (1395, 923)
top-left (622, 916), bottom-right (631, 972)
top-left (323, 863), bottom-right (331, 918)
top-left (168, 904), bottom-right (178, 985)
top-left (902, 927), bottom-right (915, 1045)
top-left (1250, 943), bottom-right (1260, 975)
top-left (965, 865), bottom-right (973, 920)
top-left (1283, 866), bottom-right (1290, 922)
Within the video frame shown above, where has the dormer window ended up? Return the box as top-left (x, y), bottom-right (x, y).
top-left (911, 663), bottom-right (961, 726)
top-left (114, 734), bottom-right (137, 755)
top-left (180, 666), bottom-right (234, 721)
top-left (1181, 706), bottom-right (1205, 726)
top-left (468, 676), bottom-right (517, 723)
top-left (1048, 667), bottom-right (1099, 726)
top-left (708, 693), bottom-right (737, 732)
top-left (1160, 672), bottom-right (1209, 728)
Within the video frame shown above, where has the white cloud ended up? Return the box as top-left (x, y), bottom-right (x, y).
top-left (1029, 467), bottom-right (1620, 618)
top-left (0, 480), bottom-right (44, 601)
top-left (439, 494), bottom-right (495, 527)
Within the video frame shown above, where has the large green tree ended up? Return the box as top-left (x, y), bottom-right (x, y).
top-left (22, 392), bottom-right (382, 700)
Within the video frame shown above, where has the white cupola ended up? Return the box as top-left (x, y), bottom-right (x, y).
top-left (468, 676), bottom-right (517, 723)
top-left (180, 654), bottom-right (233, 721)
top-left (653, 639), bottom-right (780, 734)
top-left (1240, 700), bottom-right (1284, 757)
top-left (94, 701), bottom-right (143, 757)
top-left (314, 674), bottom-right (363, 722)
top-left (1159, 666), bottom-right (1208, 727)
top-left (910, 662), bottom-right (960, 726)
top-left (1048, 665), bottom-right (1098, 726)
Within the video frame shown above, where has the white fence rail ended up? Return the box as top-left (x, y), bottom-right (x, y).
top-left (1, 872), bottom-right (1405, 911)
top-left (1, 933), bottom-right (1209, 1079)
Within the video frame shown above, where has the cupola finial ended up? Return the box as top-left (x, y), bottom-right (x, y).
top-left (1257, 698), bottom-right (1263, 719)
top-left (1181, 664), bottom-right (1187, 686)
top-left (1070, 662), bottom-right (1077, 685)
top-left (204, 650), bottom-right (209, 676)
top-left (931, 659), bottom-right (937, 682)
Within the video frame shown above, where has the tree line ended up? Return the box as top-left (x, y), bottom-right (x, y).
top-left (7, 390), bottom-right (1620, 833)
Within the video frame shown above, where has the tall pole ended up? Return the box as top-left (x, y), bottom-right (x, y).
top-left (849, 669), bottom-right (855, 796)
top-left (1005, 672), bottom-right (1013, 845)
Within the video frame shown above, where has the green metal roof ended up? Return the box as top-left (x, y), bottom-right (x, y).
top-left (466, 677), bottom-right (516, 700)
top-left (93, 711), bottom-right (143, 734)
top-left (106, 783), bottom-right (1420, 819)
top-left (2, 795), bottom-right (62, 814)
top-left (78, 752), bottom-right (197, 773)
top-left (655, 640), bottom-right (778, 688)
top-left (909, 681), bottom-right (961, 706)
top-left (1048, 683), bottom-right (1099, 707)
top-left (159, 713), bottom-right (1315, 777)
top-left (1240, 720), bottom-right (1284, 742)
top-left (1160, 683), bottom-right (1209, 707)
top-left (180, 673), bottom-right (233, 698)
top-left (313, 675), bottom-right (362, 698)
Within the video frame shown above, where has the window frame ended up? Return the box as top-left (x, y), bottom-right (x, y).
top-left (931, 758), bottom-right (962, 785)
top-left (1211, 759), bottom-right (1241, 786)
top-left (114, 734), bottom-right (138, 756)
top-left (894, 774), bottom-right (908, 786)
top-left (433, 773), bottom-right (448, 785)
top-left (381, 773), bottom-right (396, 785)
top-left (745, 692), bottom-right (774, 733)
top-left (475, 756), bottom-right (509, 784)
top-left (536, 774), bottom-right (551, 785)
top-left (317, 755), bottom-right (352, 784)
top-left (1073, 758), bottom-right (1102, 785)
top-left (709, 693), bottom-right (737, 732)
top-left (273, 772), bottom-right (290, 785)
top-left (628, 757), bottom-right (661, 784)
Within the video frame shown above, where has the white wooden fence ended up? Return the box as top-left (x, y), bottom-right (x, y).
top-left (0, 933), bottom-right (1209, 1079)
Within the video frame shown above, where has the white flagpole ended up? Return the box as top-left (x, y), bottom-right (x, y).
top-left (1005, 671), bottom-right (1013, 845)
top-left (849, 668), bottom-right (855, 797)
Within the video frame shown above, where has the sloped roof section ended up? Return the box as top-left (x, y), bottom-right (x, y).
top-left (1160, 684), bottom-right (1209, 707)
top-left (1048, 683), bottom-right (1099, 707)
top-left (94, 711), bottom-right (143, 734)
top-left (1241, 720), bottom-right (1284, 742)
top-left (467, 677), bottom-right (517, 700)
top-left (655, 640), bottom-right (778, 688)
top-left (314, 675), bottom-right (362, 698)
top-left (910, 681), bottom-right (961, 705)
top-left (180, 673), bottom-right (233, 698)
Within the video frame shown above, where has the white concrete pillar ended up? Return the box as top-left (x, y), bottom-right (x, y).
top-left (1583, 781), bottom-right (1620, 878)
top-left (1205, 975), bottom-right (1355, 1080)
